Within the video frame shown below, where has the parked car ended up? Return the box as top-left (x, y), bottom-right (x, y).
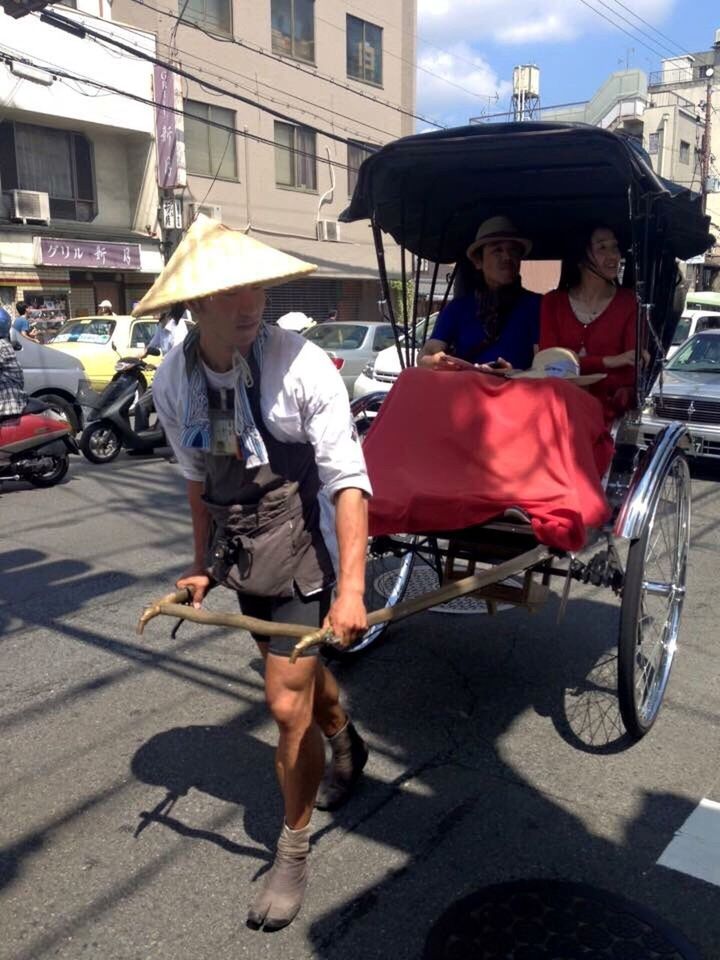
top-left (353, 313), bottom-right (437, 399)
top-left (46, 315), bottom-right (161, 391)
top-left (667, 310), bottom-right (720, 359)
top-left (12, 335), bottom-right (89, 431)
top-left (302, 321), bottom-right (396, 393)
top-left (642, 330), bottom-right (720, 459)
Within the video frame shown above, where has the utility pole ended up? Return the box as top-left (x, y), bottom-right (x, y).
top-left (698, 65), bottom-right (714, 292)
top-left (700, 66), bottom-right (714, 215)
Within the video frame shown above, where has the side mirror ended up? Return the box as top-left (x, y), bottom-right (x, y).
top-left (146, 347), bottom-right (161, 357)
top-left (12, 341), bottom-right (21, 351)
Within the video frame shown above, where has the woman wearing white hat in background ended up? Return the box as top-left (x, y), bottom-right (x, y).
top-left (418, 215), bottom-right (541, 373)
top-left (134, 216), bottom-right (371, 932)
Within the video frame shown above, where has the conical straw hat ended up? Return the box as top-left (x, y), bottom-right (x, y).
top-left (132, 215), bottom-right (317, 316)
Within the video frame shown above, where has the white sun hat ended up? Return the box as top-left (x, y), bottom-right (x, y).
top-left (132, 215), bottom-right (317, 317)
top-left (506, 347), bottom-right (607, 387)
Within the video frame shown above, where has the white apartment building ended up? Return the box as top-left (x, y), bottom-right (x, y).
top-left (0, 3), bottom-right (163, 326)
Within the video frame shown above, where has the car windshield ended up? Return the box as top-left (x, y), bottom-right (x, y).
top-left (671, 317), bottom-right (691, 345)
top-left (304, 324), bottom-right (368, 350)
top-left (396, 313), bottom-right (437, 346)
top-left (667, 333), bottom-right (720, 373)
top-left (51, 319), bottom-right (116, 344)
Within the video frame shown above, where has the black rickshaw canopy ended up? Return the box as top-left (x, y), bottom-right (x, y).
top-left (340, 122), bottom-right (712, 265)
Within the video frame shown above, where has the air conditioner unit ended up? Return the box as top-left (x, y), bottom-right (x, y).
top-left (316, 219), bottom-right (340, 242)
top-left (188, 202), bottom-right (222, 224)
top-left (9, 189), bottom-right (50, 224)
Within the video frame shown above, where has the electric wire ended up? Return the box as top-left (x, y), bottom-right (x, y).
top-left (601, 0), bottom-right (693, 58)
top-left (37, 7), bottom-right (387, 149)
top-left (0, 45), bottom-right (356, 172)
top-left (101, 0), bottom-right (446, 128)
top-left (573, 0), bottom-right (677, 60)
top-left (77, 20), bottom-right (399, 143)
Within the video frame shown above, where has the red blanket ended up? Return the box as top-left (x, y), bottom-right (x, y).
top-left (363, 368), bottom-right (614, 552)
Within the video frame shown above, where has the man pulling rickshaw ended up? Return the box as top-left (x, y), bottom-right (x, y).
top-left (134, 216), bottom-right (372, 930)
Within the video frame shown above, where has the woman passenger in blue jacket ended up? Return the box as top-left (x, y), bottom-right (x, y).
top-left (418, 216), bottom-right (540, 373)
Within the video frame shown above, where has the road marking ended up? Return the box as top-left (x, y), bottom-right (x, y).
top-left (658, 798), bottom-right (720, 887)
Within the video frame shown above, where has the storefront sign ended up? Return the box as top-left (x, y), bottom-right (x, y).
top-left (34, 237), bottom-right (142, 270)
top-left (154, 65), bottom-right (187, 190)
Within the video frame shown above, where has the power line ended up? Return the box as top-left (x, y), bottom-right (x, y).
top-left (601, 0), bottom-right (691, 59)
top-left (0, 45), bottom-right (356, 172)
top-left (583, 0), bottom-right (683, 59)
top-left (37, 7), bottom-right (383, 150)
top-left (572, 0), bottom-right (676, 60)
top-left (312, 8), bottom-right (500, 104)
top-left (108, 0), bottom-right (446, 129)
top-left (41, 4), bottom-right (400, 143)
top-left (93, 21), bottom-right (398, 143)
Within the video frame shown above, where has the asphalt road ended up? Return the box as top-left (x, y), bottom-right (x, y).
top-left (1, 453), bottom-right (719, 960)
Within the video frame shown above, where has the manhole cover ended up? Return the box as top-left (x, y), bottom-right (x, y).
top-left (423, 880), bottom-right (701, 959)
top-left (375, 565), bottom-right (522, 615)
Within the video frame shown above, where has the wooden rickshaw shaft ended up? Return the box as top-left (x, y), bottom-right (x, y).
top-left (137, 544), bottom-right (550, 663)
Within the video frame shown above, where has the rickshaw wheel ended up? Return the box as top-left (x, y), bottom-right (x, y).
top-left (618, 452), bottom-right (690, 739)
top-left (331, 535), bottom-right (417, 655)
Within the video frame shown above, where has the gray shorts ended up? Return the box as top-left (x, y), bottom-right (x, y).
top-left (237, 589), bottom-right (332, 658)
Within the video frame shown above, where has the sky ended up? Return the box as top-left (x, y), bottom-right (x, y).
top-left (415, 0), bottom-right (719, 128)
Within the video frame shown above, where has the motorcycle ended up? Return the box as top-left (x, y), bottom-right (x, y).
top-left (0, 397), bottom-right (79, 487)
top-left (80, 352), bottom-right (166, 464)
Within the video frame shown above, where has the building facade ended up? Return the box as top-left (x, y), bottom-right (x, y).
top-left (539, 29), bottom-right (720, 290)
top-left (0, 2), bottom-right (163, 329)
top-left (648, 35), bottom-right (720, 288)
top-left (111, 0), bottom-right (417, 323)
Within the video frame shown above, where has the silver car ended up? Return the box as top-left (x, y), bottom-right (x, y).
top-left (303, 321), bottom-right (396, 393)
top-left (642, 330), bottom-right (720, 459)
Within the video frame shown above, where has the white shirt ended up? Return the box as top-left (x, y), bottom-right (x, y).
top-left (152, 325), bottom-right (372, 503)
top-left (147, 318), bottom-right (189, 356)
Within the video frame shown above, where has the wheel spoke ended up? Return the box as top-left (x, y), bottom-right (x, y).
top-left (621, 455), bottom-right (690, 735)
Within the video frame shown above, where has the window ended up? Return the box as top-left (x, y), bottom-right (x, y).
top-left (183, 101), bottom-right (237, 179)
top-left (52, 319), bottom-right (115, 344)
top-left (271, 0), bottom-right (314, 62)
top-left (305, 323), bottom-right (367, 349)
top-left (648, 132), bottom-right (659, 155)
top-left (347, 15), bottom-right (382, 85)
top-left (274, 121), bottom-right (316, 190)
top-left (347, 141), bottom-right (374, 196)
top-left (182, 0), bottom-right (231, 35)
top-left (679, 140), bottom-right (690, 164)
top-left (130, 321), bottom-right (157, 348)
top-left (0, 121), bottom-right (96, 222)
top-left (372, 325), bottom-right (395, 351)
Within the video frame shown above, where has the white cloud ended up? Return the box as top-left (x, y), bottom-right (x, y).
top-left (418, 0), bottom-right (676, 48)
top-left (416, 0), bottom-right (677, 125)
top-left (417, 44), bottom-right (512, 126)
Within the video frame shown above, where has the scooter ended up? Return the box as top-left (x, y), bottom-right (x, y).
top-left (80, 352), bottom-right (166, 464)
top-left (0, 397), bottom-right (79, 487)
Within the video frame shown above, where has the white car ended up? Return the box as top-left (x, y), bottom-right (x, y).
top-left (12, 336), bottom-right (89, 430)
top-left (667, 310), bottom-right (720, 359)
top-left (353, 313), bottom-right (436, 399)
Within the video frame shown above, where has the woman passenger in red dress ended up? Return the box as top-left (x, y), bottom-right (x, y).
top-left (540, 225), bottom-right (637, 420)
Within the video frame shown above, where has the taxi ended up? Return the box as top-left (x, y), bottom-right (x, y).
top-left (46, 315), bottom-right (161, 391)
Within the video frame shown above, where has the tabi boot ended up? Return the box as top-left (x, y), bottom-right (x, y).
top-left (246, 822), bottom-right (311, 932)
top-left (315, 719), bottom-right (369, 811)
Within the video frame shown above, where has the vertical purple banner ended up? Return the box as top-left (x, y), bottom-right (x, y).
top-left (154, 65), bottom-right (179, 189)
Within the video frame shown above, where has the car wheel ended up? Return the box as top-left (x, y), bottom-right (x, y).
top-left (34, 393), bottom-right (80, 432)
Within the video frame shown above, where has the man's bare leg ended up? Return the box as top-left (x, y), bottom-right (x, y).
top-left (247, 652), bottom-right (323, 931)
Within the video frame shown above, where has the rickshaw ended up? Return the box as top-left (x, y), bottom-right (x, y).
top-left (139, 123), bottom-right (712, 742)
top-left (339, 122), bottom-right (712, 740)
